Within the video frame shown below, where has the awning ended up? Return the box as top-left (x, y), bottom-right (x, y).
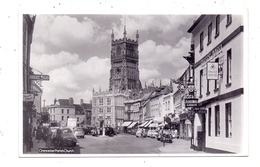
top-left (127, 122), bottom-right (138, 128)
top-left (121, 121), bottom-right (132, 127)
top-left (149, 122), bottom-right (158, 127)
top-left (144, 120), bottom-right (153, 127)
top-left (139, 121), bottom-right (148, 127)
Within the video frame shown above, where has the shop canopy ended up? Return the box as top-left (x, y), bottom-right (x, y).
top-left (143, 120), bottom-right (153, 127)
top-left (139, 121), bottom-right (149, 127)
top-left (121, 121), bottom-right (132, 127)
top-left (127, 122), bottom-right (138, 128)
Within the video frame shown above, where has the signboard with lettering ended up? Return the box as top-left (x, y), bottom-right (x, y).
top-left (29, 74), bottom-right (50, 81)
top-left (23, 94), bottom-right (34, 102)
top-left (207, 62), bottom-right (219, 80)
top-left (185, 98), bottom-right (198, 107)
top-left (193, 106), bottom-right (206, 110)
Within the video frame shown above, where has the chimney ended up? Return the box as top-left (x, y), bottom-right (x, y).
top-left (80, 99), bottom-right (84, 105)
top-left (69, 97), bottom-right (74, 105)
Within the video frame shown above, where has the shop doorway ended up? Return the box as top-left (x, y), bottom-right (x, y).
top-left (197, 114), bottom-right (206, 151)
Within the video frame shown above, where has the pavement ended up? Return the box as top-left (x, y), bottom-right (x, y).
top-left (157, 138), bottom-right (207, 154)
top-left (28, 135), bottom-right (207, 155)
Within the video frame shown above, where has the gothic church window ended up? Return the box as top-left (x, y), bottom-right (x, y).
top-left (116, 46), bottom-right (121, 56)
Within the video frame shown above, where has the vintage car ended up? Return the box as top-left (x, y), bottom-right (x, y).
top-left (73, 127), bottom-right (85, 138)
top-left (136, 128), bottom-right (147, 138)
top-left (160, 130), bottom-right (173, 143)
top-left (53, 127), bottom-right (77, 147)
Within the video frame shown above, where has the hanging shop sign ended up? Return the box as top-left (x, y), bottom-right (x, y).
top-left (29, 74), bottom-right (50, 81)
top-left (177, 83), bottom-right (187, 92)
top-left (193, 106), bottom-right (207, 114)
top-left (207, 62), bottom-right (219, 80)
top-left (185, 98), bottom-right (198, 107)
top-left (23, 93), bottom-right (34, 102)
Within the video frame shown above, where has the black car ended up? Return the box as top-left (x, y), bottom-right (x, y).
top-left (100, 127), bottom-right (116, 137)
top-left (83, 126), bottom-right (95, 135)
top-left (53, 127), bottom-right (77, 147)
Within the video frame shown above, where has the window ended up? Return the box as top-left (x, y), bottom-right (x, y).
top-left (208, 108), bottom-right (212, 136)
top-left (67, 116), bottom-right (69, 120)
top-left (99, 108), bottom-right (103, 113)
top-left (206, 79), bottom-right (210, 95)
top-left (215, 15), bottom-right (220, 38)
top-left (226, 14), bottom-right (232, 27)
top-left (77, 117), bottom-right (79, 122)
top-left (99, 98), bottom-right (103, 106)
top-left (227, 49), bottom-right (232, 86)
top-left (200, 69), bottom-right (203, 97)
top-left (107, 107), bottom-right (111, 113)
top-left (61, 116), bottom-right (64, 121)
top-left (93, 98), bottom-right (96, 107)
top-left (67, 109), bottom-right (69, 114)
top-left (62, 109), bottom-right (64, 114)
top-left (225, 103), bottom-right (232, 138)
top-left (208, 23), bottom-right (212, 44)
top-left (215, 105), bottom-right (220, 137)
top-left (107, 98), bottom-right (111, 105)
top-left (200, 31), bottom-right (204, 51)
top-left (214, 58), bottom-right (219, 91)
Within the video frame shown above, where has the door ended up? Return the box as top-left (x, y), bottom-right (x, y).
top-left (197, 113), bottom-right (206, 151)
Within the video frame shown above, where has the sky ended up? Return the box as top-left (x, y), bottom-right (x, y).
top-left (30, 14), bottom-right (199, 106)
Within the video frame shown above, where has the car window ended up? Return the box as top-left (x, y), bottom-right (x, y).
top-left (62, 129), bottom-right (72, 133)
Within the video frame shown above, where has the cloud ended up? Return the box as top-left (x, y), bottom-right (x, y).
top-left (139, 37), bottom-right (190, 69)
top-left (31, 51), bottom-right (81, 74)
top-left (32, 15), bottom-right (108, 54)
top-left (39, 55), bottom-right (110, 106)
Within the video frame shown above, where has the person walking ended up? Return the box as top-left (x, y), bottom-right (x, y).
top-left (141, 128), bottom-right (144, 139)
top-left (46, 127), bottom-right (53, 148)
top-left (35, 125), bottom-right (42, 143)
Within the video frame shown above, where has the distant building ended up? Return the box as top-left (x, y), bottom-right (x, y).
top-left (80, 99), bottom-right (92, 126)
top-left (92, 27), bottom-right (142, 129)
top-left (48, 97), bottom-right (76, 126)
top-left (74, 104), bottom-right (85, 127)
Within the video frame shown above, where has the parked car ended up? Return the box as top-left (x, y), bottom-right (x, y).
top-left (136, 128), bottom-right (147, 138)
top-left (149, 129), bottom-right (159, 138)
top-left (73, 127), bottom-right (85, 138)
top-left (53, 127), bottom-right (77, 147)
top-left (160, 130), bottom-right (173, 143)
top-left (83, 126), bottom-right (96, 135)
top-left (100, 127), bottom-right (116, 137)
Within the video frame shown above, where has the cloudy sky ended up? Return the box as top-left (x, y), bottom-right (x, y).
top-left (30, 14), bottom-right (199, 106)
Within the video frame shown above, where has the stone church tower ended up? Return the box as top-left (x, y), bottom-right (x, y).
top-left (109, 26), bottom-right (142, 92)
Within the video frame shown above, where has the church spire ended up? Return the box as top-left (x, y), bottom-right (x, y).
top-left (111, 29), bottom-right (114, 41)
top-left (123, 25), bottom-right (127, 39)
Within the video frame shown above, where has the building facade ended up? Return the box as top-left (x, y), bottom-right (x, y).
top-left (48, 98), bottom-right (76, 126)
top-left (188, 14), bottom-right (244, 153)
top-left (23, 14), bottom-right (36, 153)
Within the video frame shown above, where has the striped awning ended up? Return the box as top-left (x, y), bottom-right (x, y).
top-left (121, 121), bottom-right (132, 127)
top-left (127, 122), bottom-right (138, 128)
top-left (139, 121), bottom-right (149, 127)
top-left (143, 120), bottom-right (153, 127)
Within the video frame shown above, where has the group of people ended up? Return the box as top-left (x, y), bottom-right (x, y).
top-left (32, 124), bottom-right (55, 148)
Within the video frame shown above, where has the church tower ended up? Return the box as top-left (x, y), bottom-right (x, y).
top-left (109, 27), bottom-right (142, 92)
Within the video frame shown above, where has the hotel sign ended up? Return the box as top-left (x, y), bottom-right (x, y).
top-left (29, 74), bottom-right (50, 81)
top-left (193, 107), bottom-right (207, 114)
top-left (207, 62), bottom-right (219, 80)
top-left (185, 98), bottom-right (198, 107)
top-left (23, 94), bottom-right (34, 102)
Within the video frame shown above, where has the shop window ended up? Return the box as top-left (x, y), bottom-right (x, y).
top-left (215, 105), bottom-right (220, 137)
top-left (225, 103), bottom-right (232, 138)
top-left (208, 108), bottom-right (212, 136)
top-left (199, 69), bottom-right (203, 98)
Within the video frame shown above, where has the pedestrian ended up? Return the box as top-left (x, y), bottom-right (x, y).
top-left (35, 125), bottom-right (42, 143)
top-left (141, 128), bottom-right (144, 139)
top-left (46, 127), bottom-right (53, 148)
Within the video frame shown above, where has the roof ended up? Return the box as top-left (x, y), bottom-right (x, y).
top-left (81, 103), bottom-right (92, 110)
top-left (74, 104), bottom-right (84, 115)
top-left (57, 99), bottom-right (70, 106)
top-left (187, 15), bottom-right (206, 33)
